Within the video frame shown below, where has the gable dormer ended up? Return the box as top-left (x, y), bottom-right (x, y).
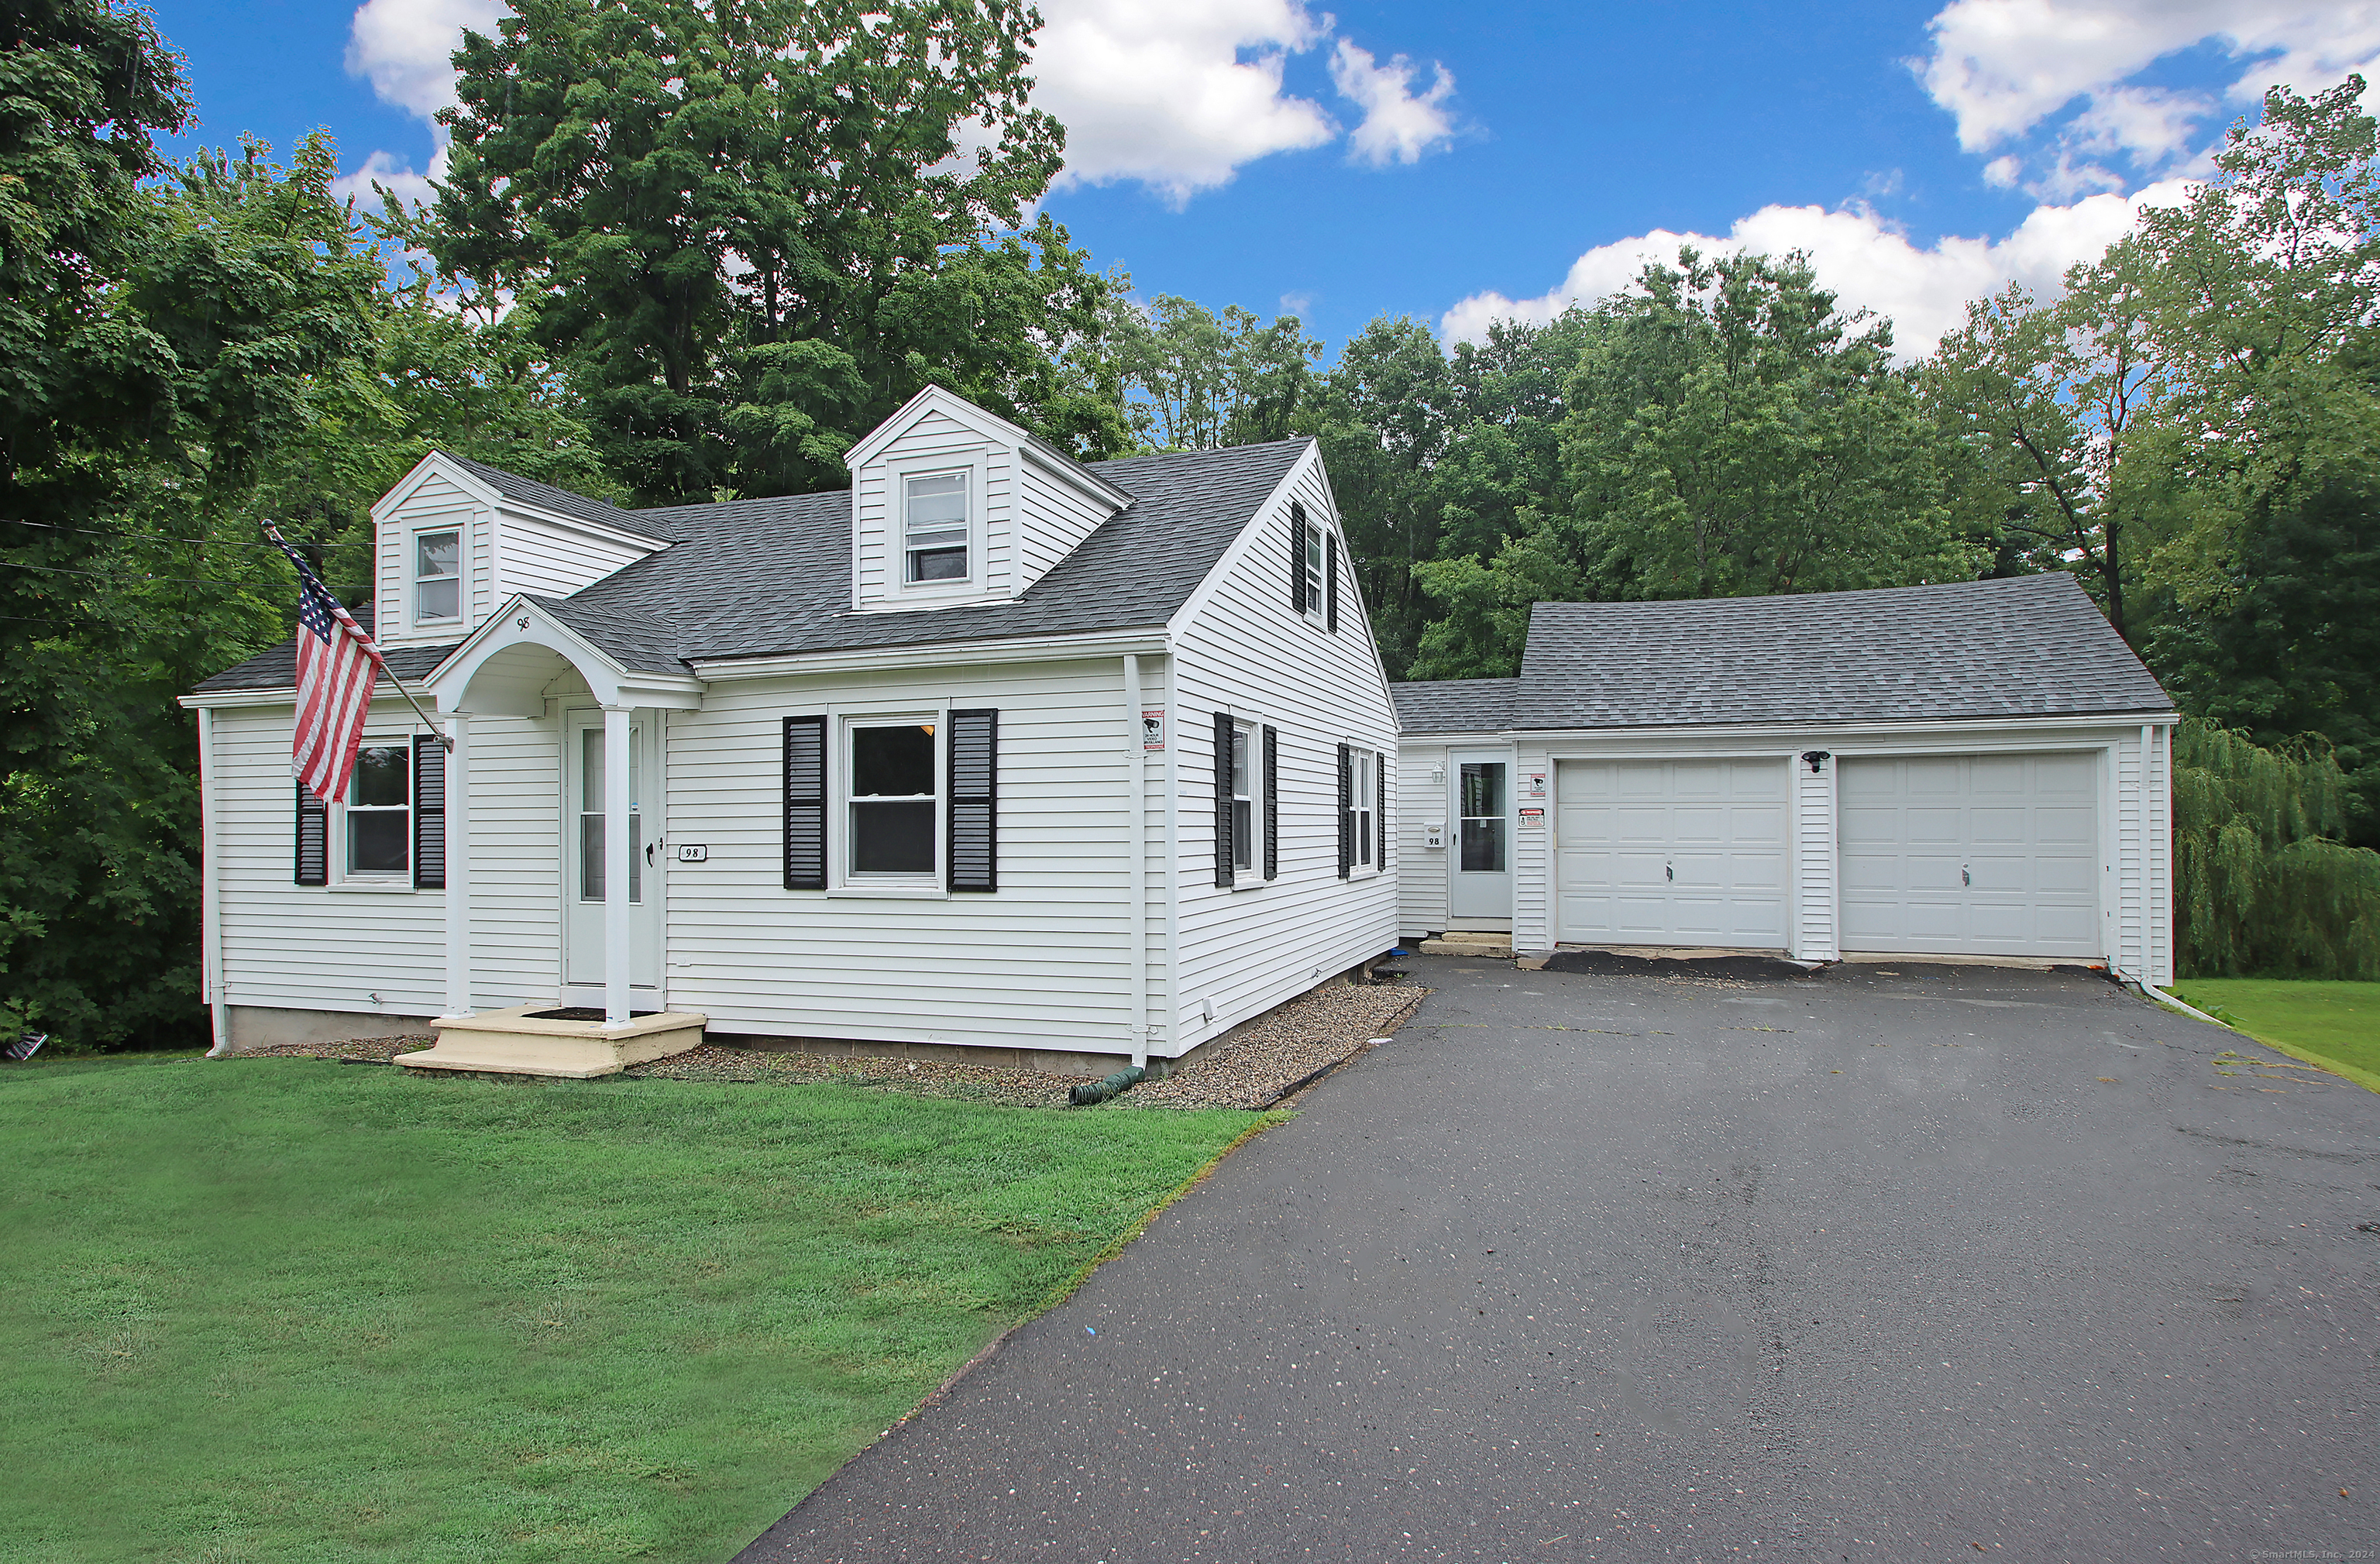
top-left (369, 452), bottom-right (674, 649)
top-left (844, 387), bottom-right (1131, 614)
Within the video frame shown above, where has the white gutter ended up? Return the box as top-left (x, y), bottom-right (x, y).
top-left (195, 708), bottom-right (232, 1057)
top-left (1124, 653), bottom-right (1149, 1068)
top-left (693, 629), bottom-right (1168, 681)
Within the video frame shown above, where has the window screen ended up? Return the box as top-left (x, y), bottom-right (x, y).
top-left (904, 473), bottom-right (968, 583)
top-left (414, 531), bottom-right (460, 622)
top-left (347, 744), bottom-right (410, 875)
top-left (851, 722), bottom-right (937, 875)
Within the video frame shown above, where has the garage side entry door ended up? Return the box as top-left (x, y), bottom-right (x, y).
top-left (1554, 759), bottom-right (1790, 948)
top-left (1838, 753), bottom-right (2100, 959)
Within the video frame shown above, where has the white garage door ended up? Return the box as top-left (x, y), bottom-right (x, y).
top-left (1838, 752), bottom-right (2101, 959)
top-left (1555, 759), bottom-right (1790, 948)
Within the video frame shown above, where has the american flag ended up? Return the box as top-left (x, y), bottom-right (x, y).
top-left (267, 526), bottom-right (390, 803)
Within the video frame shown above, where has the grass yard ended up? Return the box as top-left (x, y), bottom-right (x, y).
top-left (2165, 978), bottom-right (2380, 1088)
top-left (0, 1054), bottom-right (1270, 1563)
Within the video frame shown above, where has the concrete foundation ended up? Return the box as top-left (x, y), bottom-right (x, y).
top-left (226, 1005), bottom-right (438, 1050)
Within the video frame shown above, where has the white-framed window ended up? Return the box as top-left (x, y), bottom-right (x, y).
top-left (413, 528), bottom-right (462, 624)
top-left (1230, 719), bottom-right (1257, 876)
top-left (903, 471), bottom-right (970, 586)
top-left (1302, 523), bottom-right (1327, 623)
top-left (1350, 748), bottom-right (1377, 872)
top-left (345, 744), bottom-right (411, 878)
top-left (576, 726), bottom-right (641, 906)
top-left (848, 717), bottom-right (941, 880)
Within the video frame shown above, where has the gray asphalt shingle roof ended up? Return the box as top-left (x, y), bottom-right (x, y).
top-left (191, 604), bottom-right (460, 695)
top-left (1390, 678), bottom-right (1519, 735)
top-left (194, 439), bottom-right (1308, 692)
top-left (1510, 573), bottom-right (2172, 730)
top-left (439, 452), bottom-right (685, 543)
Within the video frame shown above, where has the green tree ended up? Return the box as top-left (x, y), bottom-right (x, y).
top-left (420, 0), bottom-right (1126, 502)
top-left (2, 98), bottom-right (386, 1047)
top-left (1109, 296), bottom-right (1322, 451)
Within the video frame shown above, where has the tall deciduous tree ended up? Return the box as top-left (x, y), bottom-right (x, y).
top-left (421, 0), bottom-right (1126, 502)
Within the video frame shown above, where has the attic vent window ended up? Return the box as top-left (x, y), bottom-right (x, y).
top-left (904, 472), bottom-right (969, 584)
top-left (414, 530), bottom-right (461, 623)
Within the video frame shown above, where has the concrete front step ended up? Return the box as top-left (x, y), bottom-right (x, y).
top-left (395, 1004), bottom-right (707, 1079)
top-left (1417, 937), bottom-right (1515, 959)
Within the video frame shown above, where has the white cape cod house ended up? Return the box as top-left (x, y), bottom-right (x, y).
top-left (1392, 576), bottom-right (2179, 986)
top-left (184, 387), bottom-right (1400, 1074)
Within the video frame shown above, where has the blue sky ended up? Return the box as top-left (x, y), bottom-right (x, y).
top-left (151, 0), bottom-right (2375, 359)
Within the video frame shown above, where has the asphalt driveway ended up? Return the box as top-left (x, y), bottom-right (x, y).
top-left (741, 956), bottom-right (2380, 1562)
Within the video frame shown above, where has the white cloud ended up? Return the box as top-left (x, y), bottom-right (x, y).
top-left (1328, 39), bottom-right (1458, 167)
top-left (1030, 0), bottom-right (1336, 201)
top-left (1982, 153), bottom-right (2024, 187)
top-left (1440, 181), bottom-right (2194, 360)
top-left (1917, 0), bottom-right (2380, 153)
top-left (346, 0), bottom-right (502, 122)
top-left (331, 146), bottom-right (444, 210)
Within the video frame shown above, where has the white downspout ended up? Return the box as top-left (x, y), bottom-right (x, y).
top-left (197, 707), bottom-right (232, 1057)
top-left (1161, 659), bottom-right (1180, 1064)
top-left (1124, 654), bottom-right (1148, 1069)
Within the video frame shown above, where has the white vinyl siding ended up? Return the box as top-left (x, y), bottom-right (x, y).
top-left (1395, 744), bottom-right (1450, 939)
top-left (1553, 758), bottom-right (1790, 948)
top-left (373, 469), bottom-right (480, 649)
top-left (1169, 445), bottom-right (1398, 1054)
top-left (1015, 456), bottom-right (1114, 593)
top-left (495, 510), bottom-right (654, 603)
top-left (208, 700), bottom-right (563, 1023)
top-left (665, 657), bottom-right (1153, 1053)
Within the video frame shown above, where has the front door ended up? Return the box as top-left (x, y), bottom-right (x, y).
top-left (1446, 750), bottom-right (1513, 931)
top-left (562, 710), bottom-right (662, 994)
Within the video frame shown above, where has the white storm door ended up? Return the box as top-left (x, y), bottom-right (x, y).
top-left (1446, 751), bottom-right (1513, 928)
top-left (1838, 752), bottom-right (2100, 959)
top-left (562, 711), bottom-right (663, 992)
top-left (1554, 759), bottom-right (1790, 948)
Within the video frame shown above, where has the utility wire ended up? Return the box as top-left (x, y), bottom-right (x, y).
top-left (4, 517), bottom-right (373, 550)
top-left (5, 559), bottom-right (372, 591)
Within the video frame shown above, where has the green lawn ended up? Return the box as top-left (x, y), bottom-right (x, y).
top-left (0, 1054), bottom-right (1268, 1563)
top-left (2165, 978), bottom-right (2380, 1088)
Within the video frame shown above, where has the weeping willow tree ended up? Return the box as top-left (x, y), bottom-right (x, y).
top-left (2173, 720), bottom-right (2380, 978)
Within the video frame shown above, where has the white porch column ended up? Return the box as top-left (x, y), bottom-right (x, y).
top-left (442, 711), bottom-right (472, 1019)
top-left (603, 704), bottom-right (634, 1025)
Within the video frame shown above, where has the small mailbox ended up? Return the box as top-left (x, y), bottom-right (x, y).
top-left (1423, 820), bottom-right (1446, 850)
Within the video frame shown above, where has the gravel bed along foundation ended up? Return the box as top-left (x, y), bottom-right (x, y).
top-left (1125, 981), bottom-right (1429, 1110)
top-left (626, 1046), bottom-right (1082, 1107)
top-left (232, 978), bottom-right (1429, 1109)
top-left (237, 1036), bottom-right (432, 1062)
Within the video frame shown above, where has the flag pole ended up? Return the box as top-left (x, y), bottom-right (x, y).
top-left (263, 522), bottom-right (452, 751)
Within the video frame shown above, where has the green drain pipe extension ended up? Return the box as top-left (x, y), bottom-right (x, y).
top-left (1069, 1064), bottom-right (1147, 1106)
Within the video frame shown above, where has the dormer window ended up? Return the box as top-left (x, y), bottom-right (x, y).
top-left (414, 530), bottom-right (462, 624)
top-left (904, 472), bottom-right (969, 585)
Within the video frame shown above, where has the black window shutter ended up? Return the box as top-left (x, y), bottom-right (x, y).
top-left (1375, 750), bottom-right (1388, 876)
top-left (1262, 725), bottom-right (1278, 881)
top-left (1290, 502), bottom-right (1309, 617)
top-left (1212, 710), bottom-right (1234, 889)
top-left (1326, 534), bottom-right (1339, 633)
top-left (1336, 742), bottom-right (1353, 880)
top-left (413, 734), bottom-right (446, 891)
top-left (295, 782), bottom-right (328, 886)
top-left (782, 715), bottom-right (827, 890)
top-left (948, 709), bottom-right (997, 892)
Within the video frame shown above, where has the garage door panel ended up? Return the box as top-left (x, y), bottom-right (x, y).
top-left (1838, 753), bottom-right (2101, 960)
top-left (1555, 758), bottom-right (1790, 950)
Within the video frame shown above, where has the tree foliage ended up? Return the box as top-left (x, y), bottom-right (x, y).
top-left (2173, 719), bottom-right (2380, 978)
top-left (418, 0), bottom-right (1128, 502)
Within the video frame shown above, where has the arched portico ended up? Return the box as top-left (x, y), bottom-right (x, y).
top-left (422, 597), bottom-right (703, 1026)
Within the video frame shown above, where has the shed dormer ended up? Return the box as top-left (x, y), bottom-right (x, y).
top-left (844, 386), bottom-right (1133, 614)
top-left (368, 452), bottom-right (676, 650)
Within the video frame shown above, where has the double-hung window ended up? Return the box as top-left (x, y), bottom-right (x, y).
top-left (1302, 524), bottom-right (1326, 623)
top-left (850, 720), bottom-right (939, 878)
top-left (1350, 749), bottom-right (1376, 871)
top-left (414, 530), bottom-right (461, 624)
top-left (1230, 720), bottom-right (1257, 875)
top-left (346, 744), bottom-right (411, 878)
top-left (903, 473), bottom-right (969, 585)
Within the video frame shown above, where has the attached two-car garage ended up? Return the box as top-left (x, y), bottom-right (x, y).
top-left (1546, 751), bottom-right (2101, 961)
top-left (1391, 575), bottom-right (2178, 985)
